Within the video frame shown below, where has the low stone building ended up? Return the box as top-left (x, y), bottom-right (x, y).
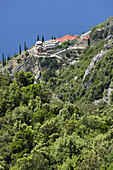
top-left (77, 34), bottom-right (90, 47)
top-left (35, 40), bottom-right (59, 54)
top-left (43, 39), bottom-right (59, 51)
top-left (78, 39), bottom-right (89, 47)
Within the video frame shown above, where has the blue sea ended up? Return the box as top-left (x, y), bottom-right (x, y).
top-left (0, 0), bottom-right (113, 60)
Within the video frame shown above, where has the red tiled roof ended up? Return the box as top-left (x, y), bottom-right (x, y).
top-left (55, 38), bottom-right (61, 42)
top-left (56, 34), bottom-right (77, 42)
top-left (83, 34), bottom-right (90, 39)
top-left (73, 35), bottom-right (78, 38)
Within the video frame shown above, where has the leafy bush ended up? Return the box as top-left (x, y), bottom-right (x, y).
top-left (25, 51), bottom-right (29, 57)
top-left (17, 58), bottom-right (21, 63)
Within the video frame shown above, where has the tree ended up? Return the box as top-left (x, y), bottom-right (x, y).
top-left (42, 68), bottom-right (56, 82)
top-left (11, 153), bottom-right (49, 170)
top-left (17, 58), bottom-right (21, 63)
top-left (110, 26), bottom-right (113, 35)
top-left (50, 132), bottom-right (84, 164)
top-left (66, 51), bottom-right (70, 58)
top-left (4, 56), bottom-right (6, 65)
top-left (10, 124), bottom-right (34, 163)
top-left (104, 30), bottom-right (108, 38)
top-left (19, 44), bottom-right (21, 54)
top-left (42, 35), bottom-right (44, 42)
top-left (15, 70), bottom-right (35, 87)
top-left (52, 35), bottom-right (53, 39)
top-left (25, 51), bottom-right (29, 57)
top-left (12, 106), bottom-right (33, 125)
top-left (2, 53), bottom-right (5, 66)
top-left (37, 34), bottom-right (39, 41)
top-left (7, 53), bottom-right (10, 61)
top-left (24, 42), bottom-right (27, 51)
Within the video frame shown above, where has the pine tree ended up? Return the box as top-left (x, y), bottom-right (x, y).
top-left (2, 53), bottom-right (5, 66)
top-left (19, 44), bottom-right (21, 54)
top-left (37, 34), bottom-right (39, 41)
top-left (42, 35), bottom-right (44, 42)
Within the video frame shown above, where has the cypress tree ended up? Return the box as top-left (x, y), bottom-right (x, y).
top-left (4, 56), bottom-right (6, 65)
top-left (7, 53), bottom-right (10, 61)
top-left (24, 42), bottom-right (27, 51)
top-left (19, 44), bottom-right (21, 54)
top-left (37, 34), bottom-right (39, 41)
top-left (42, 35), bottom-right (44, 42)
top-left (2, 53), bottom-right (5, 66)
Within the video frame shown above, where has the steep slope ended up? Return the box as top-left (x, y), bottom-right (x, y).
top-left (1, 17), bottom-right (113, 170)
top-left (40, 17), bottom-right (113, 104)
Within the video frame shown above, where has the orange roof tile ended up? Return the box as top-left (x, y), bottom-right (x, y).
top-left (83, 34), bottom-right (90, 39)
top-left (56, 34), bottom-right (77, 42)
top-left (56, 38), bottom-right (62, 42)
top-left (73, 35), bottom-right (77, 38)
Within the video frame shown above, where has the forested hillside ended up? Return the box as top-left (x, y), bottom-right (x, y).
top-left (39, 17), bottom-right (113, 105)
top-left (0, 17), bottom-right (113, 170)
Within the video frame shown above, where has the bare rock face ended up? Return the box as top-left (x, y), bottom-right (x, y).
top-left (104, 39), bottom-right (113, 50)
top-left (83, 50), bottom-right (107, 83)
top-left (94, 88), bottom-right (113, 105)
top-left (32, 60), bottom-right (41, 83)
top-left (105, 88), bottom-right (113, 104)
top-left (34, 70), bottom-right (41, 82)
top-left (83, 39), bottom-right (113, 84)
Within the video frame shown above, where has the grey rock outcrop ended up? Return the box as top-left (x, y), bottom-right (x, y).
top-left (33, 60), bottom-right (41, 83)
top-left (83, 50), bottom-right (107, 82)
top-left (104, 39), bottom-right (113, 50)
top-left (105, 88), bottom-right (113, 104)
top-left (94, 88), bottom-right (113, 105)
top-left (83, 38), bottom-right (113, 83)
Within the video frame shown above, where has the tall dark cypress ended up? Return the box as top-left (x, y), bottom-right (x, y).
top-left (7, 53), bottom-right (10, 61)
top-left (19, 44), bottom-right (21, 54)
top-left (24, 42), bottom-right (27, 51)
top-left (42, 35), bottom-right (44, 42)
top-left (37, 34), bottom-right (39, 41)
top-left (2, 53), bottom-right (5, 66)
top-left (4, 56), bottom-right (6, 65)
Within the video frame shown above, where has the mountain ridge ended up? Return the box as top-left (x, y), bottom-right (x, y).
top-left (1, 16), bottom-right (113, 170)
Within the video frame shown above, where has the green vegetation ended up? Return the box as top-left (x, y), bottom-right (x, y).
top-left (17, 58), bottom-right (21, 63)
top-left (25, 51), bottom-right (29, 57)
top-left (7, 54), bottom-right (10, 61)
top-left (41, 38), bottom-right (111, 103)
top-left (2, 53), bottom-right (5, 66)
top-left (42, 35), bottom-right (44, 42)
top-left (90, 17), bottom-right (113, 41)
top-left (55, 41), bottom-right (74, 50)
top-left (24, 42), bottom-right (27, 51)
top-left (1, 17), bottom-right (113, 170)
top-left (37, 34), bottom-right (39, 41)
top-left (1, 71), bottom-right (113, 169)
top-left (40, 57), bottom-right (62, 70)
top-left (19, 44), bottom-right (21, 54)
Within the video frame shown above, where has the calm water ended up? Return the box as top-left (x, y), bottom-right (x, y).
top-left (0, 0), bottom-right (113, 59)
